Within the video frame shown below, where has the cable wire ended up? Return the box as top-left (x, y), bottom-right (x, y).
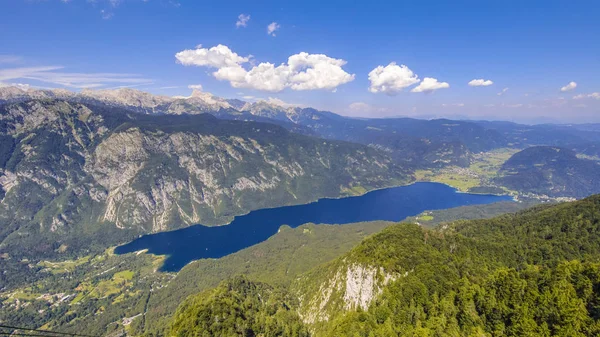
top-left (0, 329), bottom-right (86, 337)
top-left (0, 325), bottom-right (98, 337)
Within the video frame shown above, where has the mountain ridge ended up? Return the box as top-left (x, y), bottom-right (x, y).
top-left (0, 98), bottom-right (410, 259)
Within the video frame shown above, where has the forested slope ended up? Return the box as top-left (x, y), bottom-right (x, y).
top-left (171, 195), bottom-right (600, 336)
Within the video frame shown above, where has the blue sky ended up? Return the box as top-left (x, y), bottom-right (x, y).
top-left (1, 0), bottom-right (599, 123)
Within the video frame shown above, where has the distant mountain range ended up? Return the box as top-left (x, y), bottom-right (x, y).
top-left (2, 87), bottom-right (600, 260)
top-left (4, 87), bottom-right (600, 167)
top-left (0, 97), bottom-right (409, 260)
top-left (497, 146), bottom-right (600, 198)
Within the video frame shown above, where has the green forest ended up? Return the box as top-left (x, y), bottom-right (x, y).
top-left (169, 195), bottom-right (600, 336)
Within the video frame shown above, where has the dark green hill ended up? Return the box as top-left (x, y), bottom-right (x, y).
top-left (293, 195), bottom-right (600, 336)
top-left (496, 146), bottom-right (600, 198)
top-left (170, 276), bottom-right (309, 337)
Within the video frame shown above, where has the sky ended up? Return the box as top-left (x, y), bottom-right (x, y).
top-left (1, 0), bottom-right (599, 123)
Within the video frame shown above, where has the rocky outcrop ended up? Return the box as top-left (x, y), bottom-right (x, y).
top-left (297, 262), bottom-right (398, 324)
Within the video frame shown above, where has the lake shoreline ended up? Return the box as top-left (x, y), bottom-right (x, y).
top-left (116, 182), bottom-right (512, 272)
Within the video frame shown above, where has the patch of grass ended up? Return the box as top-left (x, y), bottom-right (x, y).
top-left (342, 185), bottom-right (368, 196)
top-left (38, 256), bottom-right (91, 274)
top-left (12, 290), bottom-right (40, 301)
top-left (113, 270), bottom-right (135, 282)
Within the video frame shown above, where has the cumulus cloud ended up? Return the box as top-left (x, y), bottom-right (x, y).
top-left (560, 81), bottom-right (577, 92)
top-left (368, 62), bottom-right (419, 95)
top-left (411, 77), bottom-right (449, 93)
top-left (267, 22), bottom-right (280, 36)
top-left (188, 84), bottom-right (203, 90)
top-left (176, 44), bottom-right (250, 68)
top-left (176, 44), bottom-right (355, 92)
top-left (236, 14), bottom-right (250, 28)
top-left (287, 53), bottom-right (354, 90)
top-left (573, 92), bottom-right (600, 100)
top-left (468, 79), bottom-right (493, 87)
top-left (497, 87), bottom-right (509, 96)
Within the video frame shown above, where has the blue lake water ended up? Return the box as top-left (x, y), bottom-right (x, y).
top-left (115, 182), bottom-right (512, 272)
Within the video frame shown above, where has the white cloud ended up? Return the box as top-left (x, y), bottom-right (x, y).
top-left (217, 62), bottom-right (290, 91)
top-left (236, 14), bottom-right (250, 28)
top-left (0, 66), bottom-right (63, 81)
top-left (176, 45), bottom-right (354, 92)
top-left (573, 92), bottom-right (600, 100)
top-left (468, 79), bottom-right (493, 87)
top-left (560, 81), bottom-right (577, 92)
top-left (349, 102), bottom-right (371, 112)
top-left (441, 103), bottom-right (465, 107)
top-left (188, 84), bottom-right (203, 90)
top-left (287, 53), bottom-right (354, 90)
top-left (0, 66), bottom-right (151, 88)
top-left (497, 87), bottom-right (509, 96)
top-left (100, 9), bottom-right (114, 20)
top-left (265, 97), bottom-right (300, 108)
top-left (267, 22), bottom-right (280, 36)
top-left (410, 77), bottom-right (449, 93)
top-left (175, 44), bottom-right (250, 68)
top-left (0, 82), bottom-right (30, 90)
top-left (367, 62), bottom-right (419, 95)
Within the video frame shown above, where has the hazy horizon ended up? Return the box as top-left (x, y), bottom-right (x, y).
top-left (1, 0), bottom-right (599, 123)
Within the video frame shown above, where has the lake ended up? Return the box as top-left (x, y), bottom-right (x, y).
top-left (115, 182), bottom-right (512, 272)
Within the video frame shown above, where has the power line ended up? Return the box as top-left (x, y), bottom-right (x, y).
top-left (0, 325), bottom-right (98, 337)
top-left (0, 331), bottom-right (82, 337)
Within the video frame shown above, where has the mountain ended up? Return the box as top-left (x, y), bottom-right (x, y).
top-left (0, 87), bottom-right (508, 168)
top-left (0, 99), bottom-right (409, 260)
top-left (169, 195), bottom-right (600, 336)
top-left (475, 120), bottom-right (600, 148)
top-left (572, 142), bottom-right (600, 159)
top-left (496, 146), bottom-right (600, 198)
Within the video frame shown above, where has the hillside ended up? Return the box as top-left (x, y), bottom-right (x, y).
top-left (170, 276), bottom-right (309, 337)
top-left (496, 146), bottom-right (600, 198)
top-left (169, 195), bottom-right (600, 336)
top-left (0, 99), bottom-right (409, 260)
top-left (0, 221), bottom-right (394, 336)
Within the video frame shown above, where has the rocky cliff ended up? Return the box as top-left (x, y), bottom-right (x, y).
top-left (0, 99), bottom-right (410, 259)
